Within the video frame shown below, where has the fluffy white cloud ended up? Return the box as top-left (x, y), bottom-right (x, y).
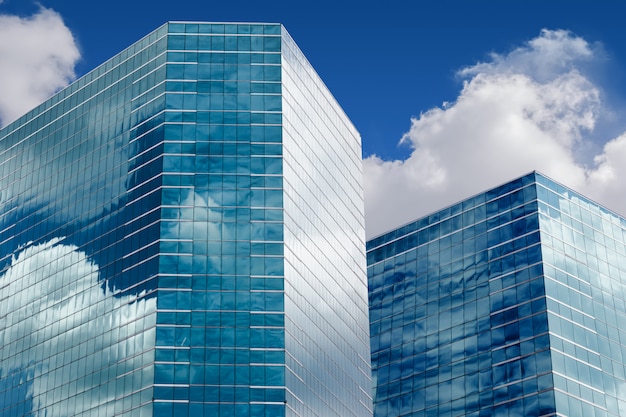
top-left (364, 29), bottom-right (626, 238)
top-left (0, 239), bottom-right (155, 416)
top-left (458, 29), bottom-right (595, 83)
top-left (0, 7), bottom-right (80, 127)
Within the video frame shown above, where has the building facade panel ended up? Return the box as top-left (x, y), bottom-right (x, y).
top-left (281, 30), bottom-right (371, 417)
top-left (0, 22), bottom-right (371, 417)
top-left (536, 176), bottom-right (626, 416)
top-left (368, 171), bottom-right (626, 416)
top-left (368, 173), bottom-right (555, 416)
top-left (151, 22), bottom-right (288, 417)
top-left (0, 25), bottom-right (168, 417)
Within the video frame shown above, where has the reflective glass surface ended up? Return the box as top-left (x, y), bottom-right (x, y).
top-left (1, 22), bottom-right (371, 417)
top-left (368, 172), bottom-right (626, 416)
top-left (369, 173), bottom-right (552, 416)
top-left (536, 175), bottom-right (626, 417)
top-left (0, 24), bottom-right (168, 417)
top-left (154, 22), bottom-right (287, 417)
top-left (281, 31), bottom-right (371, 417)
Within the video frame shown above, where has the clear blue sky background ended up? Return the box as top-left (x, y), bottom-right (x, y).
top-left (3, 0), bottom-right (625, 161)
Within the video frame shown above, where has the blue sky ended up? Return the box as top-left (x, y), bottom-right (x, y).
top-left (2, 0), bottom-right (626, 236)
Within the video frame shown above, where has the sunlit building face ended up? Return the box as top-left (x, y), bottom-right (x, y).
top-left (0, 22), bottom-right (371, 417)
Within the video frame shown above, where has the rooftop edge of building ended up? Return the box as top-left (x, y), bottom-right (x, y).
top-left (0, 21), bottom-right (361, 145)
top-left (0, 22), bottom-right (283, 136)
top-left (366, 170), bottom-right (626, 252)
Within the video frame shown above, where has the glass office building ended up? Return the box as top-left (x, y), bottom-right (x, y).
top-left (0, 22), bottom-right (371, 417)
top-left (368, 172), bottom-right (626, 416)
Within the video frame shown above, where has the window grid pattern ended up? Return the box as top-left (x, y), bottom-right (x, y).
top-left (152, 22), bottom-right (287, 417)
top-left (537, 175), bottom-right (626, 417)
top-left (0, 23), bottom-right (169, 417)
top-left (281, 31), bottom-right (371, 417)
top-left (368, 172), bottom-right (556, 417)
top-left (1, 21), bottom-right (371, 417)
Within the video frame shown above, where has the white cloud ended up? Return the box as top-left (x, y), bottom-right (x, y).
top-left (364, 29), bottom-right (626, 238)
top-left (0, 239), bottom-right (155, 416)
top-left (458, 29), bottom-right (595, 83)
top-left (0, 7), bottom-right (80, 127)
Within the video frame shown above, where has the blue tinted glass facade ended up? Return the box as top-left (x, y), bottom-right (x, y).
top-left (536, 175), bottom-right (626, 416)
top-left (368, 172), bottom-right (626, 416)
top-left (0, 22), bottom-right (371, 417)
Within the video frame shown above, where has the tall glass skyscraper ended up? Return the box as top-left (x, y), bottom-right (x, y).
top-left (368, 172), bottom-right (626, 416)
top-left (0, 22), bottom-right (371, 417)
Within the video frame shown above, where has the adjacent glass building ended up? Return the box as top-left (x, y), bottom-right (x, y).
top-left (0, 22), bottom-right (372, 417)
top-left (368, 172), bottom-right (626, 416)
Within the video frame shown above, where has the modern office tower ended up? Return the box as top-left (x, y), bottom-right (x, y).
top-left (368, 172), bottom-right (626, 417)
top-left (0, 22), bottom-right (371, 417)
